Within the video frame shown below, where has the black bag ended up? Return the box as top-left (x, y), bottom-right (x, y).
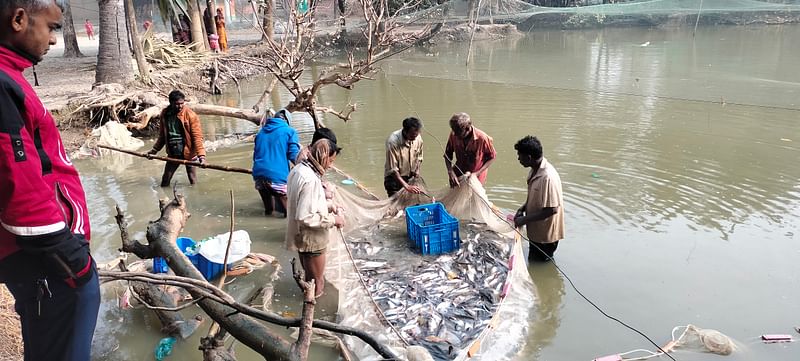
top-left (167, 137), bottom-right (185, 158)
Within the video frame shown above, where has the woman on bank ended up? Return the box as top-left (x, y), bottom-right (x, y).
top-left (286, 139), bottom-right (344, 298)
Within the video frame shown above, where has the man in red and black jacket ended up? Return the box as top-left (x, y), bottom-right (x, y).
top-left (0, 1), bottom-right (100, 360)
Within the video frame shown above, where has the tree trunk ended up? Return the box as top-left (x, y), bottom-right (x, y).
top-left (124, 0), bottom-right (151, 83)
top-left (61, 0), bottom-right (83, 57)
top-left (261, 0), bottom-right (274, 41)
top-left (96, 0), bottom-right (134, 84)
top-left (206, 0), bottom-right (218, 36)
top-left (187, 0), bottom-right (207, 51)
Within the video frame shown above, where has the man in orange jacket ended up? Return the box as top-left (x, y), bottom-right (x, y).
top-left (148, 90), bottom-right (206, 186)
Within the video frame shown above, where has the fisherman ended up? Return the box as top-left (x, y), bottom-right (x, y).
top-left (384, 117), bottom-right (425, 197)
top-left (295, 127), bottom-right (338, 163)
top-left (443, 112), bottom-right (497, 187)
top-left (252, 109), bottom-right (300, 217)
top-left (0, 1), bottom-right (100, 359)
top-left (286, 139), bottom-right (345, 298)
top-left (148, 90), bottom-right (207, 187)
top-left (513, 136), bottom-right (565, 262)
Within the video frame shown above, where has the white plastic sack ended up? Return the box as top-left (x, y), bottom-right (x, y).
top-left (198, 230), bottom-right (251, 264)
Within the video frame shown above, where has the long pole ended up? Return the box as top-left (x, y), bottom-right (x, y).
top-left (97, 145), bottom-right (253, 174)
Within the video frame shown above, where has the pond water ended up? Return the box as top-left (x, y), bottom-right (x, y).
top-left (80, 24), bottom-right (800, 360)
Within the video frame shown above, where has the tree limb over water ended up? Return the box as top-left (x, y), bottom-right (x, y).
top-left (102, 196), bottom-right (400, 360)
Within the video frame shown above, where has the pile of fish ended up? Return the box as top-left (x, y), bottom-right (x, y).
top-left (349, 224), bottom-right (513, 360)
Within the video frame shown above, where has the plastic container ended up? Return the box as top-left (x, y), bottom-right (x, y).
top-left (176, 237), bottom-right (199, 267)
top-left (152, 256), bottom-right (168, 273)
top-left (197, 230), bottom-right (251, 280)
top-left (405, 202), bottom-right (460, 255)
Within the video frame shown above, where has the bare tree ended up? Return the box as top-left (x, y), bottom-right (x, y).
top-left (61, 0), bottom-right (83, 57)
top-left (248, 0), bottom-right (437, 128)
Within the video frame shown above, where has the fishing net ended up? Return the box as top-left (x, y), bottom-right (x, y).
top-left (669, 324), bottom-right (736, 356)
top-left (325, 174), bottom-right (536, 361)
top-left (338, 0), bottom-right (800, 31)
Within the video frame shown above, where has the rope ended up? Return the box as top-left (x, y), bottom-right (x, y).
top-left (337, 228), bottom-right (412, 347)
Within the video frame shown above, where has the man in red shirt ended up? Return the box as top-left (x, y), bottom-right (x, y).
top-left (84, 19), bottom-right (94, 40)
top-left (1, 2), bottom-right (100, 360)
top-left (443, 112), bottom-right (497, 187)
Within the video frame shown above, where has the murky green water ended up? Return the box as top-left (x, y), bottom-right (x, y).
top-left (81, 25), bottom-right (799, 360)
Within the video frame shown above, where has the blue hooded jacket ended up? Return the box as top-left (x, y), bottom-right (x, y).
top-left (252, 114), bottom-right (301, 184)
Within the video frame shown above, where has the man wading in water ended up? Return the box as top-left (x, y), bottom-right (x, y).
top-left (0, 1), bottom-right (100, 359)
top-left (148, 90), bottom-right (207, 187)
top-left (286, 139), bottom-right (345, 298)
top-left (513, 136), bottom-right (565, 262)
top-left (444, 112), bottom-right (497, 187)
top-left (384, 117), bottom-right (425, 197)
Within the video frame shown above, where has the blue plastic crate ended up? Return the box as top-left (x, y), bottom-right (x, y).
top-left (405, 202), bottom-right (461, 255)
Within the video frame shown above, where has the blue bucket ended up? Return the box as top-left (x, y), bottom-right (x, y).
top-left (176, 237), bottom-right (199, 267)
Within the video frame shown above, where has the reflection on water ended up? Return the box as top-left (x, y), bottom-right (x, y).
top-left (77, 25), bottom-right (800, 361)
top-left (524, 262), bottom-right (564, 359)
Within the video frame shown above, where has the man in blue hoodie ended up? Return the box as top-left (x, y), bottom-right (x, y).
top-left (253, 109), bottom-right (301, 216)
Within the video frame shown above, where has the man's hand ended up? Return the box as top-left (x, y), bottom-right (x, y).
top-left (513, 214), bottom-right (527, 229)
top-left (404, 185), bottom-right (423, 194)
top-left (198, 155), bottom-right (206, 164)
top-left (448, 171), bottom-right (460, 188)
top-left (334, 214), bottom-right (346, 228)
top-left (146, 149), bottom-right (157, 159)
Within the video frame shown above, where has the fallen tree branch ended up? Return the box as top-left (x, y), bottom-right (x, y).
top-left (290, 259), bottom-right (315, 360)
top-left (108, 196), bottom-right (400, 360)
top-left (98, 145), bottom-right (253, 174)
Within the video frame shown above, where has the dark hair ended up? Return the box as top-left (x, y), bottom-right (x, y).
top-left (311, 127), bottom-right (337, 145)
top-left (402, 117), bottom-right (422, 132)
top-left (514, 136), bottom-right (543, 159)
top-left (168, 90), bottom-right (185, 103)
top-left (1, 0), bottom-right (60, 17)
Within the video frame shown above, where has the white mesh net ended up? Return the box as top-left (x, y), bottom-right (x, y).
top-left (325, 174), bottom-right (536, 360)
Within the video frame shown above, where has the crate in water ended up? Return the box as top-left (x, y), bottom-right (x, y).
top-left (405, 202), bottom-right (461, 255)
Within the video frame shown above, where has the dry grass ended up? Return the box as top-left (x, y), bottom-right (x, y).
top-left (0, 285), bottom-right (22, 361)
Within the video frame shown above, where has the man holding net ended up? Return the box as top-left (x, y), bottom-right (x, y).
top-left (513, 136), bottom-right (565, 262)
top-left (444, 112), bottom-right (497, 188)
top-left (384, 117), bottom-right (425, 197)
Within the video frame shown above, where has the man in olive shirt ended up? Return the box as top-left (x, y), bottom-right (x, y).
top-left (384, 117), bottom-right (424, 197)
top-left (513, 136), bottom-right (565, 262)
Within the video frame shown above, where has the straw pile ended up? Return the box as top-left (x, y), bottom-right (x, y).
top-left (142, 29), bottom-right (209, 69)
top-left (0, 285), bottom-right (22, 360)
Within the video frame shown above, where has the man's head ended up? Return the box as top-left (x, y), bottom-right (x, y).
top-left (514, 136), bottom-right (543, 168)
top-left (308, 138), bottom-right (342, 170)
top-left (401, 116), bottom-right (422, 142)
top-left (168, 90), bottom-right (186, 111)
top-left (274, 108), bottom-right (292, 123)
top-left (449, 112), bottom-right (472, 139)
top-left (0, 0), bottom-right (63, 63)
top-left (311, 127), bottom-right (337, 146)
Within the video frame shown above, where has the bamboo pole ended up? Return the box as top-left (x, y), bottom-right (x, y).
top-left (97, 144), bottom-right (252, 174)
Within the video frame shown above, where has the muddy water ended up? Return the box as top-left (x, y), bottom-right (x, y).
top-left (79, 25), bottom-right (799, 360)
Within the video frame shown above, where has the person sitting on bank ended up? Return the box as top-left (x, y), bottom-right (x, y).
top-left (148, 90), bottom-right (206, 187)
top-left (513, 136), bottom-right (565, 262)
top-left (252, 109), bottom-right (301, 217)
top-left (384, 117), bottom-right (425, 197)
top-left (286, 139), bottom-right (345, 298)
top-left (443, 112), bottom-right (497, 188)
